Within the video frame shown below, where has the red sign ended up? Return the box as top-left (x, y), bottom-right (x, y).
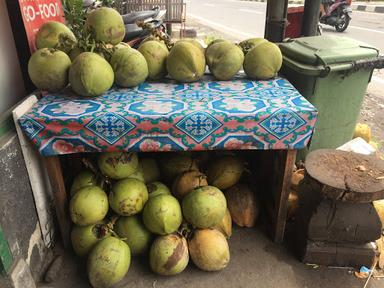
top-left (18, 0), bottom-right (65, 53)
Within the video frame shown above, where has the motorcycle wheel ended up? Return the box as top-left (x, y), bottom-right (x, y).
top-left (317, 24), bottom-right (323, 36)
top-left (335, 14), bottom-right (350, 32)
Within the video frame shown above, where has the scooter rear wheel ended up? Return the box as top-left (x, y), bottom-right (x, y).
top-left (335, 14), bottom-right (350, 32)
top-left (317, 24), bottom-right (323, 36)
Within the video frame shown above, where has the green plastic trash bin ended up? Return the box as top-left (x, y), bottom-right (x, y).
top-left (279, 35), bottom-right (379, 157)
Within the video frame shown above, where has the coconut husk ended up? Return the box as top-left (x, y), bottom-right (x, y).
top-left (225, 182), bottom-right (259, 227)
top-left (287, 190), bottom-right (299, 220)
top-left (291, 169), bottom-right (305, 191)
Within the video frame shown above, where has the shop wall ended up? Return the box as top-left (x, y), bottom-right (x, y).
top-left (0, 0), bottom-right (26, 116)
top-left (0, 0), bottom-right (47, 286)
top-left (0, 134), bottom-right (47, 284)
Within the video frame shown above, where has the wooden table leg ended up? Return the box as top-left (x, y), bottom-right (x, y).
top-left (44, 156), bottom-right (71, 248)
top-left (272, 149), bottom-right (297, 243)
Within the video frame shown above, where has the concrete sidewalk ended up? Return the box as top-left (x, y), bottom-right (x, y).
top-left (38, 227), bottom-right (383, 288)
top-left (238, 0), bottom-right (384, 13)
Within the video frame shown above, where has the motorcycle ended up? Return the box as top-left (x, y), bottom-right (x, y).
top-left (122, 7), bottom-right (168, 48)
top-left (319, 0), bottom-right (352, 32)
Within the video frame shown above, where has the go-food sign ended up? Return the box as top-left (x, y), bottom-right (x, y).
top-left (18, 0), bottom-right (65, 52)
top-left (22, 2), bottom-right (62, 22)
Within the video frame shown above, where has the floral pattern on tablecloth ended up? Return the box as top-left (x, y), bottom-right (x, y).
top-left (19, 75), bottom-right (317, 156)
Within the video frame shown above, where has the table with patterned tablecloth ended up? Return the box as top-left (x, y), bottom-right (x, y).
top-left (19, 75), bottom-right (317, 156)
top-left (17, 75), bottom-right (318, 246)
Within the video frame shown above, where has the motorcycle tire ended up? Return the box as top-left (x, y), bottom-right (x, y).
top-left (317, 24), bottom-right (323, 36)
top-left (335, 15), bottom-right (350, 32)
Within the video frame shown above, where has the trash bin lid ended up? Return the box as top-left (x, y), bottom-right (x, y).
top-left (279, 35), bottom-right (379, 66)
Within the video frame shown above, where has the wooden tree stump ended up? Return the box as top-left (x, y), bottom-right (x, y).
top-left (305, 149), bottom-right (384, 203)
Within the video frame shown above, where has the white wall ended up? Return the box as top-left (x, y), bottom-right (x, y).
top-left (0, 0), bottom-right (26, 115)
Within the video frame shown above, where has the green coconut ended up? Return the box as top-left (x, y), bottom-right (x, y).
top-left (110, 48), bottom-right (148, 87)
top-left (150, 234), bottom-right (189, 276)
top-left (167, 42), bottom-right (206, 83)
top-left (28, 48), bottom-right (71, 92)
top-left (69, 46), bottom-right (83, 61)
top-left (70, 170), bottom-right (98, 197)
top-left (206, 155), bottom-right (244, 189)
top-left (127, 170), bottom-right (145, 182)
top-left (140, 158), bottom-right (160, 183)
top-left (143, 194), bottom-right (182, 235)
top-left (115, 42), bottom-right (131, 50)
top-left (182, 186), bottom-right (227, 229)
top-left (35, 21), bottom-right (76, 53)
top-left (213, 209), bottom-right (232, 238)
top-left (138, 40), bottom-right (169, 80)
top-left (206, 38), bottom-right (230, 51)
top-left (141, 35), bottom-right (167, 46)
top-left (147, 181), bottom-right (171, 198)
top-left (239, 38), bottom-right (268, 55)
top-left (69, 52), bottom-right (114, 97)
top-left (243, 41), bottom-right (283, 80)
top-left (109, 178), bottom-right (148, 216)
top-left (115, 215), bottom-right (152, 255)
top-left (205, 41), bottom-right (244, 80)
top-left (69, 186), bottom-right (109, 226)
top-left (69, 47), bottom-right (106, 62)
top-left (188, 229), bottom-right (230, 271)
top-left (176, 38), bottom-right (205, 54)
top-left (127, 163), bottom-right (145, 182)
top-left (86, 7), bottom-right (125, 45)
top-left (71, 223), bottom-right (109, 257)
top-left (159, 153), bottom-right (199, 183)
top-left (88, 237), bottom-right (130, 288)
top-left (98, 152), bottom-right (139, 180)
top-left (172, 170), bottom-right (208, 200)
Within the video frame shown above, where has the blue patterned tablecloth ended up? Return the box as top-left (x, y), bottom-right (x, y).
top-left (19, 75), bottom-right (317, 156)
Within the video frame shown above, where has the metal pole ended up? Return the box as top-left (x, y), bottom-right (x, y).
top-left (264, 0), bottom-right (289, 43)
top-left (302, 0), bottom-right (321, 36)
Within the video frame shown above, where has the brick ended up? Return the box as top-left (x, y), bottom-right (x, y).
top-left (308, 200), bottom-right (382, 243)
top-left (303, 241), bottom-right (378, 267)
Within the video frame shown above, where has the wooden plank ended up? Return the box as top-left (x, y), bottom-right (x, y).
top-left (273, 150), bottom-right (296, 243)
top-left (44, 156), bottom-right (71, 249)
top-left (248, 149), bottom-right (296, 243)
top-left (12, 95), bottom-right (55, 248)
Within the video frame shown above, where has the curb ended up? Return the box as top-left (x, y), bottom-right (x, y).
top-left (352, 4), bottom-right (384, 13)
top-left (239, 0), bottom-right (303, 3)
top-left (239, 0), bottom-right (384, 13)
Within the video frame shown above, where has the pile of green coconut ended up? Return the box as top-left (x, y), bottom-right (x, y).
top-left (69, 151), bottom-right (259, 287)
top-left (28, 6), bottom-right (283, 97)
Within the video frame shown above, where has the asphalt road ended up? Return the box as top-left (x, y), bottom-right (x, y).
top-left (186, 0), bottom-right (384, 87)
top-left (186, 0), bottom-right (384, 50)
